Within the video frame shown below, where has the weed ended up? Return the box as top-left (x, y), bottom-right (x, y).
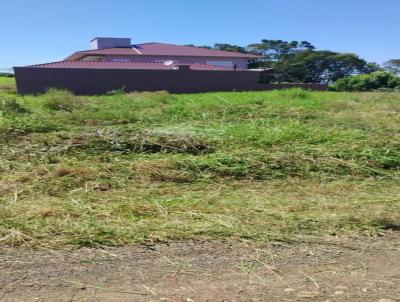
top-left (56, 129), bottom-right (213, 155)
top-left (0, 77), bottom-right (399, 248)
top-left (0, 97), bottom-right (29, 114)
top-left (41, 89), bottom-right (83, 112)
top-left (133, 159), bottom-right (194, 182)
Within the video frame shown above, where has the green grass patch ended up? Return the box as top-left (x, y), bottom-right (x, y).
top-left (0, 77), bottom-right (399, 247)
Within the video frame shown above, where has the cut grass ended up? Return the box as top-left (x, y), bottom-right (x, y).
top-left (0, 78), bottom-right (399, 248)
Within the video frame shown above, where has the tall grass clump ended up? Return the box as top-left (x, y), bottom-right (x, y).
top-left (41, 89), bottom-right (83, 112)
top-left (0, 97), bottom-right (29, 114)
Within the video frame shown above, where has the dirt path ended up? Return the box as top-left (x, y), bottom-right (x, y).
top-left (1, 233), bottom-right (399, 302)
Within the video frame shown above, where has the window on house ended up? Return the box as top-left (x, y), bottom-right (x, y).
top-left (111, 58), bottom-right (131, 62)
top-left (206, 61), bottom-right (234, 68)
top-left (80, 56), bottom-right (104, 61)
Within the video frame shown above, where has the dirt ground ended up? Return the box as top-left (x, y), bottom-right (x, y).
top-left (1, 233), bottom-right (399, 302)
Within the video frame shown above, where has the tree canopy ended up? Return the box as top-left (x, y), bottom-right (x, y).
top-left (247, 39), bottom-right (315, 61)
top-left (271, 50), bottom-right (379, 83)
top-left (213, 43), bottom-right (249, 54)
top-left (383, 59), bottom-right (400, 75)
top-left (245, 39), bottom-right (377, 83)
top-left (188, 38), bottom-right (382, 84)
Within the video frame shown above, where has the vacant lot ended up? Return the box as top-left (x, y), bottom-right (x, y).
top-left (0, 77), bottom-right (399, 301)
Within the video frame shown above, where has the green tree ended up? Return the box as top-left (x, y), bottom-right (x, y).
top-left (184, 44), bottom-right (213, 49)
top-left (247, 39), bottom-right (315, 62)
top-left (330, 71), bottom-right (400, 91)
top-left (213, 43), bottom-right (249, 54)
top-left (186, 39), bottom-right (378, 83)
top-left (275, 51), bottom-right (378, 83)
top-left (383, 59), bottom-right (400, 75)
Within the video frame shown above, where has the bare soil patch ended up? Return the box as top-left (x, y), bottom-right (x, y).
top-left (1, 233), bottom-right (399, 302)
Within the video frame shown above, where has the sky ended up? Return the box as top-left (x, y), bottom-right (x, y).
top-left (1, 0), bottom-right (399, 71)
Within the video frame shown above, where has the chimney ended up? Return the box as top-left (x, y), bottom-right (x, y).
top-left (90, 37), bottom-right (131, 50)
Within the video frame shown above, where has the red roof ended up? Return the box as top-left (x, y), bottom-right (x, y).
top-left (26, 61), bottom-right (234, 71)
top-left (65, 42), bottom-right (262, 60)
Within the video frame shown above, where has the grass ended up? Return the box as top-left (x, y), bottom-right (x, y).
top-left (0, 78), bottom-right (399, 248)
top-left (0, 76), bottom-right (16, 93)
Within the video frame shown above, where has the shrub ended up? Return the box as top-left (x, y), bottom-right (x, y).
top-left (0, 97), bottom-right (29, 114)
top-left (42, 89), bottom-right (82, 112)
top-left (330, 71), bottom-right (400, 91)
top-left (0, 73), bottom-right (14, 78)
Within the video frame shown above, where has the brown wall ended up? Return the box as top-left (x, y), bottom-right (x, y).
top-left (14, 67), bottom-right (327, 95)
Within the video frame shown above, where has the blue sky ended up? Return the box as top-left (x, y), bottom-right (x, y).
top-left (1, 0), bottom-right (399, 70)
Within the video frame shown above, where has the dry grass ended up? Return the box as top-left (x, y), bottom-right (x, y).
top-left (133, 159), bottom-right (194, 182)
top-left (0, 78), bottom-right (399, 248)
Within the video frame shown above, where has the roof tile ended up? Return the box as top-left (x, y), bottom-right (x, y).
top-left (66, 42), bottom-right (262, 60)
top-left (26, 61), bottom-right (235, 71)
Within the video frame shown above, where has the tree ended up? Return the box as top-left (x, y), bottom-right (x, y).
top-left (186, 43), bottom-right (252, 54)
top-left (383, 59), bottom-right (400, 75)
top-left (266, 50), bottom-right (378, 83)
top-left (276, 50), bottom-right (377, 83)
top-left (185, 38), bottom-right (379, 83)
top-left (330, 71), bottom-right (400, 91)
top-left (184, 44), bottom-right (213, 49)
top-left (213, 43), bottom-right (249, 54)
top-left (247, 39), bottom-right (315, 62)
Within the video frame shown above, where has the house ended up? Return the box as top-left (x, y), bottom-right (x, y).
top-left (65, 37), bottom-right (261, 70)
top-left (14, 37), bottom-right (326, 94)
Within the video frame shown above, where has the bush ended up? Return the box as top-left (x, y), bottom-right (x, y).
top-left (330, 71), bottom-right (400, 91)
top-left (0, 97), bottom-right (29, 114)
top-left (42, 89), bottom-right (82, 112)
top-left (0, 73), bottom-right (14, 78)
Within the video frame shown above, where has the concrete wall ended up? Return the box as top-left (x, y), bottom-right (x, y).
top-left (14, 67), bottom-right (327, 95)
